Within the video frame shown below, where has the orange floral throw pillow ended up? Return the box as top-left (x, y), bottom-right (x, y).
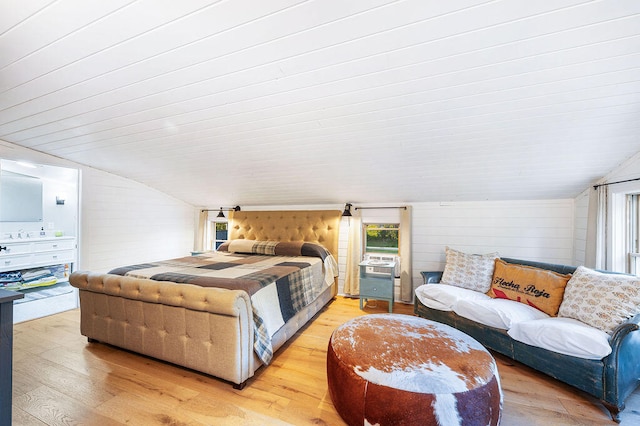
top-left (488, 259), bottom-right (571, 316)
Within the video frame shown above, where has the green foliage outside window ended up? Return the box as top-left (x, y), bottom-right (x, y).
top-left (213, 221), bottom-right (228, 250)
top-left (364, 223), bottom-right (399, 254)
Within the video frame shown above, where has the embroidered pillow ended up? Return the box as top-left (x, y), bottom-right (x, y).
top-left (488, 259), bottom-right (571, 316)
top-left (558, 266), bottom-right (640, 334)
top-left (440, 247), bottom-right (498, 293)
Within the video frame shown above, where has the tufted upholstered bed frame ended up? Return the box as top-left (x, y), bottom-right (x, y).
top-left (70, 210), bottom-right (341, 388)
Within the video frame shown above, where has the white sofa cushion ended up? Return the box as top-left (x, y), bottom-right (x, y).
top-left (415, 284), bottom-right (491, 311)
top-left (453, 298), bottom-right (549, 330)
top-left (508, 317), bottom-right (612, 360)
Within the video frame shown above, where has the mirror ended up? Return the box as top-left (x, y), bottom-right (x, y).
top-left (0, 170), bottom-right (43, 222)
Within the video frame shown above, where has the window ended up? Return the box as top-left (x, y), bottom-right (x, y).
top-left (363, 223), bottom-right (399, 255)
top-left (626, 194), bottom-right (640, 275)
top-left (207, 220), bottom-right (228, 250)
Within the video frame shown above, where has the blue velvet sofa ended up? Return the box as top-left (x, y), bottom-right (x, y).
top-left (413, 257), bottom-right (640, 423)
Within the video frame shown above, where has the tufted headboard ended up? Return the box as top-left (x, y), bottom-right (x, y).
top-left (228, 210), bottom-right (341, 260)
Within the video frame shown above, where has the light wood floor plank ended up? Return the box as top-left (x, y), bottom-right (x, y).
top-left (14, 385), bottom-right (121, 426)
top-left (11, 297), bottom-right (640, 425)
top-left (13, 356), bottom-right (119, 409)
top-left (12, 406), bottom-right (49, 426)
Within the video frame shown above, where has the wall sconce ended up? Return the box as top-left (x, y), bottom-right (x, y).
top-left (215, 206), bottom-right (241, 218)
top-left (56, 196), bottom-right (65, 205)
top-left (342, 203), bottom-right (352, 217)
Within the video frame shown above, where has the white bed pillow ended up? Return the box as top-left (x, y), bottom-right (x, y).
top-left (415, 283), bottom-right (491, 311)
top-left (508, 317), bottom-right (612, 360)
top-left (226, 239), bottom-right (257, 254)
top-left (453, 298), bottom-right (549, 330)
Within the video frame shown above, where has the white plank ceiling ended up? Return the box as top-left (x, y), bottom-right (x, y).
top-left (1, 0), bottom-right (640, 207)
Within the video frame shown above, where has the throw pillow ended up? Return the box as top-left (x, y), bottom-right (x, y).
top-left (226, 240), bottom-right (279, 255)
top-left (488, 259), bottom-right (571, 316)
top-left (440, 247), bottom-right (498, 293)
top-left (558, 266), bottom-right (640, 334)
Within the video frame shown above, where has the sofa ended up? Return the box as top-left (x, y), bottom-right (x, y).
top-left (413, 248), bottom-right (640, 423)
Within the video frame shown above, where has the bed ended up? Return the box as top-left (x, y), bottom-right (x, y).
top-left (69, 210), bottom-right (341, 388)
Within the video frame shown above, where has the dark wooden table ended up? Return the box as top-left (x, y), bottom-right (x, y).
top-left (0, 289), bottom-right (23, 426)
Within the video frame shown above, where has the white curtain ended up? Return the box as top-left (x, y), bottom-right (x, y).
top-left (195, 209), bottom-right (208, 252)
top-left (399, 206), bottom-right (413, 303)
top-left (595, 185), bottom-right (609, 270)
top-left (343, 212), bottom-right (362, 296)
top-left (586, 185), bottom-right (609, 269)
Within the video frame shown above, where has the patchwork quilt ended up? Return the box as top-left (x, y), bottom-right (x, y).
top-left (108, 241), bottom-right (338, 364)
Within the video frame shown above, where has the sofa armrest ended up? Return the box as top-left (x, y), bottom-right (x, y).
top-left (602, 312), bottom-right (640, 416)
top-left (609, 313), bottom-right (640, 352)
top-left (420, 271), bottom-right (443, 284)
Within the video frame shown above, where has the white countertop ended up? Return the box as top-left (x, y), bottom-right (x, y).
top-left (0, 236), bottom-right (75, 244)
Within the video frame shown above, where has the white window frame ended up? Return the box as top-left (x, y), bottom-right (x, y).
top-left (206, 217), bottom-right (229, 251)
top-left (627, 194), bottom-right (640, 275)
top-left (608, 181), bottom-right (640, 273)
top-left (362, 222), bottom-right (400, 255)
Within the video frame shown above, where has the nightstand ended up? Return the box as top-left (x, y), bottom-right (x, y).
top-left (359, 260), bottom-right (395, 313)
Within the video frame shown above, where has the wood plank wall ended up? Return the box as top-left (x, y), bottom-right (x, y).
top-left (59, 177), bottom-right (580, 290)
top-left (335, 199), bottom-right (576, 296)
top-left (79, 167), bottom-right (195, 272)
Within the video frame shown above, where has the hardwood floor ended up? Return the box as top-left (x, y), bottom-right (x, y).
top-left (11, 297), bottom-right (640, 425)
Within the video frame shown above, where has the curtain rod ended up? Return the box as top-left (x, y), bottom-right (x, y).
top-left (201, 206), bottom-right (241, 213)
top-left (593, 177), bottom-right (640, 190)
top-left (354, 206), bottom-right (407, 210)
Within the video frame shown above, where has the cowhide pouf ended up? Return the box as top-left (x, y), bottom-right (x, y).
top-left (327, 314), bottom-right (502, 426)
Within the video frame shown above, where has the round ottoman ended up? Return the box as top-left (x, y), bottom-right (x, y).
top-left (327, 314), bottom-right (502, 426)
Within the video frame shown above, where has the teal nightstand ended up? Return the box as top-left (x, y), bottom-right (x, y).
top-left (359, 260), bottom-right (395, 313)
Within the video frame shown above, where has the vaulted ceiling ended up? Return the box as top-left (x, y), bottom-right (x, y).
top-left (1, 1), bottom-right (639, 207)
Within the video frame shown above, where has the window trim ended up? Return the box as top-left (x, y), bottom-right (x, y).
top-left (625, 193), bottom-right (640, 274)
top-left (206, 217), bottom-right (229, 251)
top-left (608, 181), bottom-right (640, 273)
